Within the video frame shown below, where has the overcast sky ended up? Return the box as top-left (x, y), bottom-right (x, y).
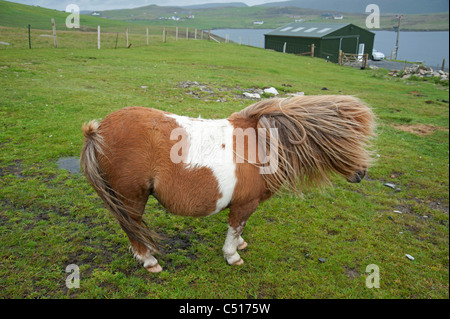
top-left (10, 0), bottom-right (285, 11)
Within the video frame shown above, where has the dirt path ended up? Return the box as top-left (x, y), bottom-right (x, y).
top-left (368, 59), bottom-right (415, 71)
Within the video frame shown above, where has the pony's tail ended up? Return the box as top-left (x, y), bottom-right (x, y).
top-left (80, 120), bottom-right (161, 253)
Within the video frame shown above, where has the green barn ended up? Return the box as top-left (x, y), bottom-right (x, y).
top-left (264, 22), bottom-right (375, 63)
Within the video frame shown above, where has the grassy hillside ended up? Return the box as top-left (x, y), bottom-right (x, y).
top-left (0, 26), bottom-right (448, 299)
top-left (0, 0), bottom-right (128, 31)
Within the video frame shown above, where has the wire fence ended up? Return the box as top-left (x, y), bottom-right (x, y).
top-left (1, 24), bottom-right (373, 70)
top-left (0, 25), bottom-right (219, 50)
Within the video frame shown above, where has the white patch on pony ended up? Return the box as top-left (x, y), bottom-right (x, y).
top-left (222, 225), bottom-right (245, 265)
top-left (132, 248), bottom-right (158, 268)
top-left (167, 114), bottom-right (237, 215)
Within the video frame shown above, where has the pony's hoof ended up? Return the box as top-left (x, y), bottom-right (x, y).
top-left (232, 258), bottom-right (244, 266)
top-left (145, 263), bottom-right (163, 273)
top-left (237, 241), bottom-right (248, 250)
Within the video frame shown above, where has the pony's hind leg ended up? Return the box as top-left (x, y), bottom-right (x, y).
top-left (112, 181), bottom-right (163, 273)
top-left (123, 199), bottom-right (162, 273)
top-left (129, 237), bottom-right (162, 273)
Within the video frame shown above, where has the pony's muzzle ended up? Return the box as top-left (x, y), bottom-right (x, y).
top-left (347, 168), bottom-right (367, 183)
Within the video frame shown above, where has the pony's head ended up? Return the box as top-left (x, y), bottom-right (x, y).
top-left (231, 95), bottom-right (376, 194)
top-left (346, 167), bottom-right (368, 183)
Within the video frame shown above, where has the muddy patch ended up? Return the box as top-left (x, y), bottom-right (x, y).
top-left (0, 160), bottom-right (25, 178)
top-left (392, 123), bottom-right (447, 136)
top-left (161, 227), bottom-right (199, 258)
top-left (344, 266), bottom-right (360, 279)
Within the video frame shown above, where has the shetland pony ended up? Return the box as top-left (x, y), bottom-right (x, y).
top-left (81, 96), bottom-right (375, 273)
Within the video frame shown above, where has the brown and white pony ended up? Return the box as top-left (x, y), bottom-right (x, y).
top-left (80, 95), bottom-right (375, 273)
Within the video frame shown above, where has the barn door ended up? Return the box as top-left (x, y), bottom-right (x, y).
top-left (358, 43), bottom-right (365, 61)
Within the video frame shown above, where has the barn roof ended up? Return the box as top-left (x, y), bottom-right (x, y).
top-left (265, 22), bottom-right (358, 38)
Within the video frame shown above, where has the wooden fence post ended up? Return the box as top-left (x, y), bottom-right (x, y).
top-left (97, 26), bottom-right (101, 49)
top-left (338, 50), bottom-right (342, 65)
top-left (442, 58), bottom-right (446, 71)
top-left (163, 27), bottom-right (166, 43)
top-left (311, 43), bottom-right (314, 57)
top-left (126, 28), bottom-right (128, 47)
top-left (146, 27), bottom-right (149, 45)
top-left (186, 27), bottom-right (189, 40)
top-left (51, 18), bottom-right (57, 48)
top-left (28, 24), bottom-right (31, 49)
top-left (194, 29), bottom-right (197, 40)
top-left (176, 27), bottom-right (178, 41)
top-left (364, 53), bottom-right (368, 68)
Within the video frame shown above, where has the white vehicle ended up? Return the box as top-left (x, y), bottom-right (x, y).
top-left (372, 49), bottom-right (385, 61)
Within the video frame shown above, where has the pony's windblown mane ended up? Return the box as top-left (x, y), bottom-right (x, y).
top-left (231, 95), bottom-right (376, 194)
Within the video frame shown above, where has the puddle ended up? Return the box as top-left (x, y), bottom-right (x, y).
top-left (57, 157), bottom-right (81, 174)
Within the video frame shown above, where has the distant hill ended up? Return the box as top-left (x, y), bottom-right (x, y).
top-left (182, 2), bottom-right (248, 9)
top-left (98, 2), bottom-right (449, 31)
top-left (259, 0), bottom-right (450, 14)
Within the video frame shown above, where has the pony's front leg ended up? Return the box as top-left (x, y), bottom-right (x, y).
top-left (223, 200), bottom-right (259, 266)
top-left (223, 224), bottom-right (247, 265)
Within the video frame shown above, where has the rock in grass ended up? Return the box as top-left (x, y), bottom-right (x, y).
top-left (243, 92), bottom-right (260, 99)
top-left (405, 254), bottom-right (415, 261)
top-left (318, 258), bottom-right (326, 263)
top-left (384, 182), bottom-right (396, 189)
top-left (264, 87), bottom-right (279, 95)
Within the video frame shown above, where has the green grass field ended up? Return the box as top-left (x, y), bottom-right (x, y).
top-left (0, 21), bottom-right (448, 299)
